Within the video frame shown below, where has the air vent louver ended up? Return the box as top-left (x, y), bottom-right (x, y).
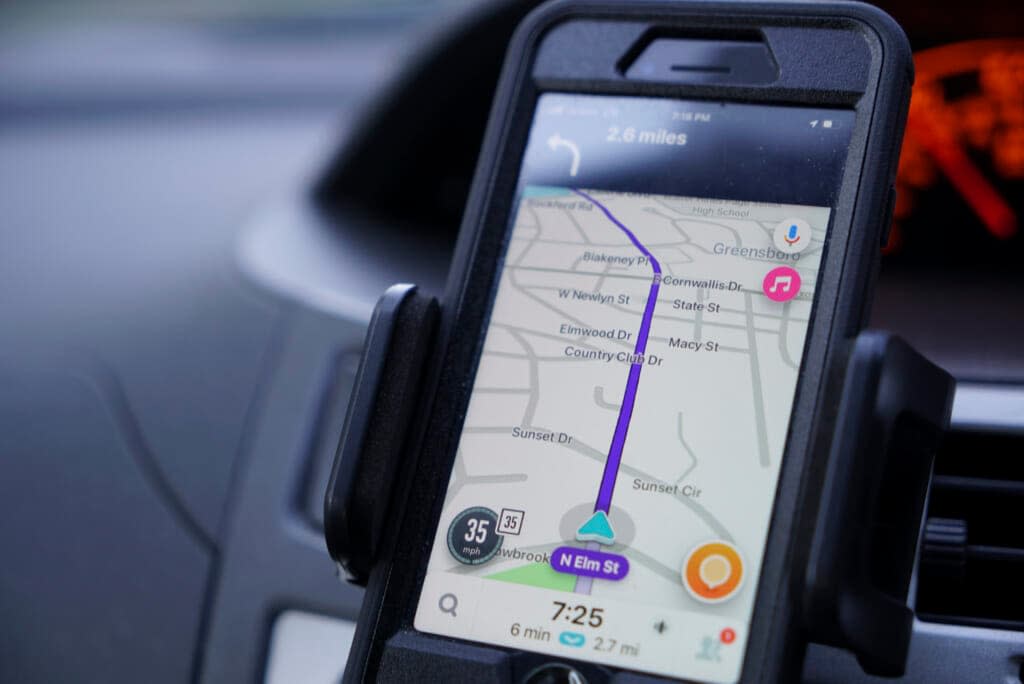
top-left (916, 429), bottom-right (1024, 630)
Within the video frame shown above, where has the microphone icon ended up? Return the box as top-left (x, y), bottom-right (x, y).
top-left (773, 218), bottom-right (811, 255)
top-left (785, 224), bottom-right (800, 245)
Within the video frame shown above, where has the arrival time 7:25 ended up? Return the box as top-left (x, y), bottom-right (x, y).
top-left (552, 601), bottom-right (605, 628)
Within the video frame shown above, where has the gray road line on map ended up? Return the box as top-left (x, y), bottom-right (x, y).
top-left (567, 257), bottom-right (637, 275)
top-left (593, 386), bottom-right (620, 411)
top-left (696, 218), bottom-right (745, 246)
top-left (486, 341), bottom-right (757, 362)
top-left (655, 295), bottom-right (807, 323)
top-left (592, 260), bottom-right (613, 295)
top-left (533, 425), bottom-right (732, 539)
top-left (508, 264), bottom-right (653, 281)
top-left (506, 284), bottom-right (785, 337)
top-left (445, 449), bottom-right (529, 502)
top-left (623, 545), bottom-right (692, 583)
top-left (528, 288), bottom-right (777, 336)
top-left (645, 223), bottom-right (712, 262)
top-left (491, 322), bottom-right (604, 353)
top-left (653, 309), bottom-right (775, 334)
top-left (508, 270), bottom-right (634, 350)
top-left (743, 291), bottom-right (771, 468)
top-left (524, 203), bottom-right (543, 232)
top-left (561, 206), bottom-right (593, 245)
top-left (508, 329), bottom-right (541, 426)
top-left (480, 351), bottom-right (612, 363)
top-left (664, 245), bottom-right (698, 263)
top-left (644, 206), bottom-right (683, 221)
top-left (647, 200), bottom-right (698, 226)
top-left (689, 218), bottom-right (748, 246)
top-left (654, 200), bottom-right (746, 247)
top-left (778, 301), bottom-right (798, 370)
top-left (642, 208), bottom-right (719, 256)
top-left (649, 198), bottom-right (689, 218)
top-left (803, 243), bottom-right (826, 259)
top-left (717, 305), bottom-right (808, 323)
top-left (736, 255), bottom-right (822, 269)
top-left (674, 413), bottom-right (699, 486)
top-left (604, 299), bottom-right (708, 331)
top-left (510, 235), bottom-right (708, 249)
top-left (660, 257), bottom-right (695, 279)
top-left (528, 283), bottom-right (621, 296)
top-left (693, 289), bottom-right (705, 341)
top-left (740, 285), bottom-right (814, 294)
top-left (514, 227), bottom-right (541, 267)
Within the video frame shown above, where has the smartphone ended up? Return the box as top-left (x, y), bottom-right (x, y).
top-left (345, 2), bottom-right (912, 682)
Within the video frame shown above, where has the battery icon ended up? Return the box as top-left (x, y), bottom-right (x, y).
top-left (822, 120), bottom-right (834, 128)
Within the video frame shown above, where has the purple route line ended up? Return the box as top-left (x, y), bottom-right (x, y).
top-left (571, 188), bottom-right (662, 514)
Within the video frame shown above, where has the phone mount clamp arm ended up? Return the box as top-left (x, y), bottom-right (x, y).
top-left (324, 283), bottom-right (439, 584)
top-left (324, 286), bottom-right (953, 679)
top-left (803, 331), bottom-right (954, 677)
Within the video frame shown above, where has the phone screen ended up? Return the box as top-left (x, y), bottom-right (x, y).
top-left (413, 93), bottom-right (854, 683)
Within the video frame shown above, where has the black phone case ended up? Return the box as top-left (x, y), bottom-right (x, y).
top-left (343, 2), bottom-right (913, 682)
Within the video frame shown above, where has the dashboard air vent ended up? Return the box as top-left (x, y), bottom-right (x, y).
top-left (916, 429), bottom-right (1024, 630)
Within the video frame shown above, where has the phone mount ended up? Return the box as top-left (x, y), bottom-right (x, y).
top-left (802, 331), bottom-right (953, 677)
top-left (324, 283), bottom-right (954, 681)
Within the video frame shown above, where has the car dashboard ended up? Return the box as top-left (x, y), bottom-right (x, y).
top-left (0, 0), bottom-right (1021, 682)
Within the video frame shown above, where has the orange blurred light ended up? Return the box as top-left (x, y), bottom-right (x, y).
top-left (894, 39), bottom-right (1023, 246)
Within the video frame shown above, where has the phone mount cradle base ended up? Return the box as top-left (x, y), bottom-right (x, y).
top-left (324, 283), bottom-right (954, 682)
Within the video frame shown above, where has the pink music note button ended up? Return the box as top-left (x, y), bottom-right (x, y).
top-left (762, 266), bottom-right (801, 302)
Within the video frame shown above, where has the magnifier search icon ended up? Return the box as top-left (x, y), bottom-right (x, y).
top-left (438, 593), bottom-right (459, 617)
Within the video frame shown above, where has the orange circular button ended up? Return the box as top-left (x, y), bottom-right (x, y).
top-left (682, 540), bottom-right (744, 603)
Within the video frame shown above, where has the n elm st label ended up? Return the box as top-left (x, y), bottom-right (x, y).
top-left (551, 546), bottom-right (630, 581)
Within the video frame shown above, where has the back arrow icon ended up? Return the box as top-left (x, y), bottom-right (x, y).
top-left (547, 133), bottom-right (581, 177)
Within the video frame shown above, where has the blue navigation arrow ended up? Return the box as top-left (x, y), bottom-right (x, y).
top-left (575, 510), bottom-right (616, 545)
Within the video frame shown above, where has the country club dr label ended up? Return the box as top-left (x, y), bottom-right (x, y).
top-left (551, 546), bottom-right (629, 581)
